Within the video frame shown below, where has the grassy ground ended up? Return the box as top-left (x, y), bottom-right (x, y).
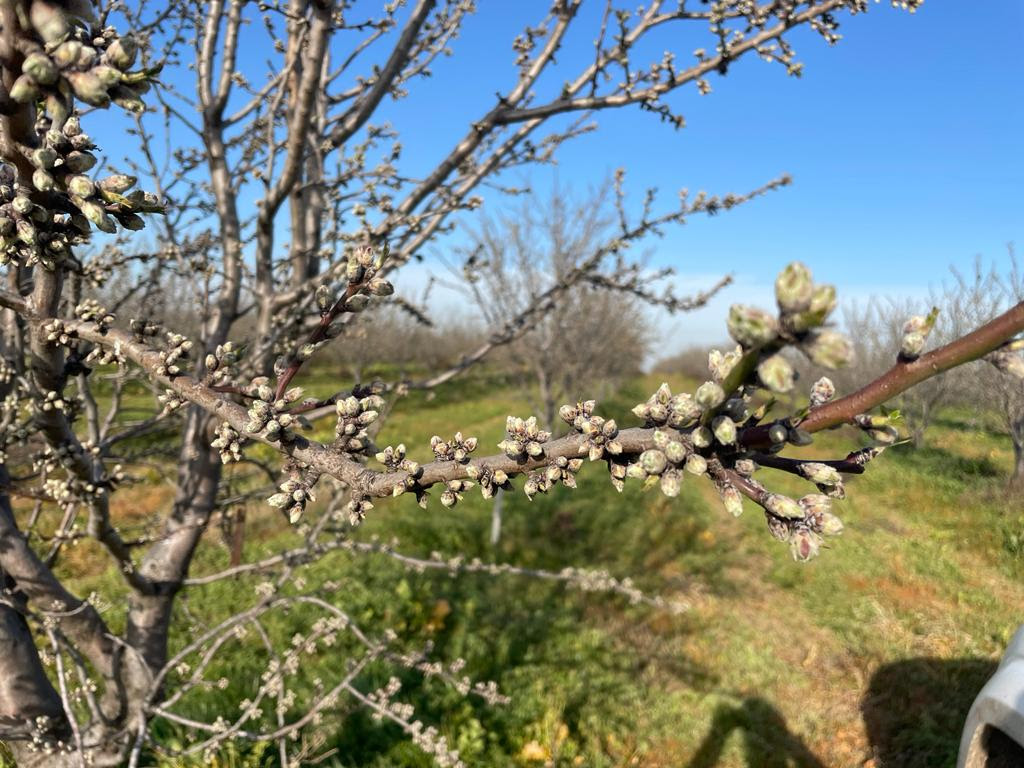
top-left (36, 369), bottom-right (1024, 767)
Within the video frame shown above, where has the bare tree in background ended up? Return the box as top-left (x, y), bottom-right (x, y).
top-left (455, 181), bottom-right (655, 434)
top-left (0, 1), bottom-right (1022, 767)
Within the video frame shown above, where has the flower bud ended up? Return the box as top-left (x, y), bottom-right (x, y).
top-left (9, 74), bottom-right (40, 103)
top-left (712, 415), bottom-right (737, 445)
top-left (344, 293), bottom-right (369, 312)
top-left (640, 449), bottom-right (668, 476)
top-left (660, 471), bottom-right (682, 498)
top-left (764, 493), bottom-right (804, 519)
top-left (719, 483), bottom-right (744, 517)
top-left (757, 354), bottom-right (795, 394)
top-left (691, 426), bottom-right (712, 449)
top-left (775, 261), bottom-right (813, 313)
top-left (67, 174), bottom-right (95, 198)
top-left (900, 331), bottom-right (925, 360)
top-left (684, 454), bottom-right (707, 476)
top-left (789, 528), bottom-right (821, 562)
top-left (64, 150), bottom-right (97, 172)
top-left (67, 71), bottom-right (110, 107)
top-left (809, 377), bottom-right (835, 408)
top-left (802, 329), bottom-right (853, 369)
top-left (728, 305), bottom-right (778, 349)
top-left (106, 35), bottom-right (138, 70)
top-left (798, 493), bottom-right (831, 520)
top-left (695, 381), bottom-right (725, 410)
top-left (29, 1), bottom-right (72, 43)
top-left (22, 53), bottom-right (58, 85)
top-left (665, 440), bottom-right (687, 464)
top-left (799, 462), bottom-right (841, 486)
top-left (367, 278), bottom-right (394, 296)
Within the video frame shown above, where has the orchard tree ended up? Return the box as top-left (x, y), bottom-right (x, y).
top-left (0, 1), bottom-right (1021, 767)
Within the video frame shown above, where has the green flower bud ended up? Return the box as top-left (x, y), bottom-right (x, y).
top-left (52, 40), bottom-right (83, 69)
top-left (367, 278), bottom-right (394, 296)
top-left (719, 483), bottom-right (744, 517)
top-left (764, 493), bottom-right (804, 520)
top-left (775, 261), bottom-right (814, 313)
top-left (712, 415), bottom-right (737, 445)
top-left (788, 284), bottom-right (837, 332)
top-left (817, 511), bottom-right (844, 537)
top-left (640, 449), bottom-right (668, 476)
top-left (691, 426), bottom-right (712, 449)
top-left (22, 53), bottom-right (58, 86)
top-left (29, 1), bottom-right (72, 44)
top-left (799, 462), bottom-right (840, 486)
top-left (77, 198), bottom-right (116, 233)
top-left (665, 440), bottom-right (687, 464)
top-left (106, 35), bottom-right (138, 70)
top-left (900, 331), bottom-right (925, 359)
top-left (667, 394), bottom-right (702, 427)
top-left (626, 462), bottom-right (647, 480)
top-left (728, 304), bottom-right (778, 349)
top-left (31, 147), bottom-right (58, 170)
top-left (802, 329), bottom-right (853, 369)
top-left (660, 470), bottom-right (682, 498)
top-left (344, 293), bottom-right (369, 312)
top-left (67, 71), bottom-right (110, 107)
top-left (684, 454), bottom-right (707, 476)
top-left (32, 168), bottom-right (55, 192)
top-left (67, 174), bottom-right (95, 198)
top-left (695, 381), bottom-right (725, 410)
top-left (757, 354), bottom-right (795, 394)
top-left (9, 75), bottom-right (40, 103)
top-left (98, 174), bottom-right (137, 194)
top-left (64, 151), bottom-right (97, 172)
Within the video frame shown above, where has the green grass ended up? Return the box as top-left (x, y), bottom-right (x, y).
top-left (20, 370), bottom-right (1024, 767)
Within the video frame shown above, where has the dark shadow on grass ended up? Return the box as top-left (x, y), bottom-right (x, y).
top-left (685, 696), bottom-right (826, 768)
top-left (862, 657), bottom-right (996, 768)
top-left (888, 443), bottom-right (1003, 480)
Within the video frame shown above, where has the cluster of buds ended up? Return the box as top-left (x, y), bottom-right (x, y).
top-left (430, 433), bottom-right (478, 462)
top-left (129, 317), bottom-right (160, 341)
top-left (344, 496), bottom-right (374, 526)
top-left (7, 3), bottom-right (154, 118)
top-left (376, 444), bottom-right (424, 497)
top-left (853, 412), bottom-right (900, 447)
top-left (344, 245), bottom-right (394, 297)
top-left (726, 262), bottom-right (849, 372)
top-left (42, 318), bottom-right (76, 346)
top-left (624, 429), bottom-right (703, 498)
top-left (155, 333), bottom-right (192, 377)
top-left (37, 388), bottom-right (69, 413)
top-left (464, 463), bottom-right (511, 500)
top-left (267, 477), bottom-right (316, 524)
top-left (74, 298), bottom-right (113, 331)
top-left (439, 479), bottom-right (474, 508)
top-left (157, 389), bottom-right (186, 412)
top-left (524, 456), bottom-right (585, 500)
top-left (335, 392), bottom-right (384, 455)
top-left (631, 382), bottom-right (702, 429)
top-left (763, 492), bottom-right (844, 562)
top-left (211, 422), bottom-right (243, 464)
top-left (498, 416), bottom-right (549, 460)
top-left (204, 342), bottom-right (241, 385)
top-left (900, 308), bottom-right (939, 360)
top-left (561, 401), bottom-right (622, 461)
top-left (245, 381), bottom-right (305, 442)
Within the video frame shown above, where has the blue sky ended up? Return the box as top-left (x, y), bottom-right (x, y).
top-left (94, 1), bottom-right (1023, 349)
top-left (379, 0), bottom-right (1024, 345)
